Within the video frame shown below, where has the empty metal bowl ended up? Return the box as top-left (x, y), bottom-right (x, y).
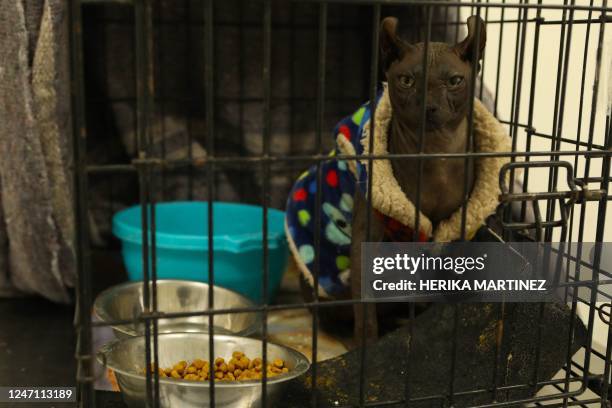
top-left (97, 333), bottom-right (311, 408)
top-left (94, 280), bottom-right (259, 338)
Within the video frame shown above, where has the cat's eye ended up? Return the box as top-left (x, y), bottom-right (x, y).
top-left (398, 75), bottom-right (415, 88)
top-left (448, 75), bottom-right (464, 87)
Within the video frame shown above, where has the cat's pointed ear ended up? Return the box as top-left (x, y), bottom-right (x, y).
top-left (380, 17), bottom-right (410, 72)
top-left (455, 16), bottom-right (486, 62)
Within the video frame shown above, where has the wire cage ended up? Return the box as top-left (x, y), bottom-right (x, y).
top-left (70, 0), bottom-right (612, 406)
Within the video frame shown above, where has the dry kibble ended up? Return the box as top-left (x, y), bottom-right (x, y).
top-left (143, 365), bottom-right (167, 377)
top-left (150, 352), bottom-right (290, 382)
top-left (192, 359), bottom-right (206, 369)
top-left (234, 358), bottom-right (243, 369)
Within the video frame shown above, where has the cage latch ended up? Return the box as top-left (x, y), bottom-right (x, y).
top-left (498, 161), bottom-right (606, 205)
top-left (497, 161), bottom-right (607, 237)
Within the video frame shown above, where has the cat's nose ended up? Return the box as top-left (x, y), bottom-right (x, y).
top-left (425, 106), bottom-right (439, 122)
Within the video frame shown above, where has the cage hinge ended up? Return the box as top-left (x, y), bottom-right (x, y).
top-left (597, 303), bottom-right (612, 325)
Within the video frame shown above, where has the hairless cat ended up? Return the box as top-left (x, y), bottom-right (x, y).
top-left (350, 16), bottom-right (487, 342)
top-left (286, 16), bottom-right (504, 346)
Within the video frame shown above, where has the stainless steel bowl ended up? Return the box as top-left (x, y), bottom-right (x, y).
top-left (94, 280), bottom-right (259, 338)
top-left (97, 333), bottom-right (311, 408)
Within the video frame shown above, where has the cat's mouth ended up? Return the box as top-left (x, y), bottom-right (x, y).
top-left (424, 117), bottom-right (444, 130)
top-left (424, 110), bottom-right (445, 130)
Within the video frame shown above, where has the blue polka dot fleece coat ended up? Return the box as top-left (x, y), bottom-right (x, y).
top-left (285, 84), bottom-right (512, 299)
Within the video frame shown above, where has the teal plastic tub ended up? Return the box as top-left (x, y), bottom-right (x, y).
top-left (112, 201), bottom-right (289, 303)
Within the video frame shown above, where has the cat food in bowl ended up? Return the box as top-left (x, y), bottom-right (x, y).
top-left (97, 333), bottom-right (310, 408)
top-left (145, 351), bottom-right (289, 381)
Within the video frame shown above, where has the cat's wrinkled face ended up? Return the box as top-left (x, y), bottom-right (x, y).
top-left (386, 43), bottom-right (474, 130)
top-left (380, 16), bottom-right (486, 131)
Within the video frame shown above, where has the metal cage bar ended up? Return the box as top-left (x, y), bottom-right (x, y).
top-left (204, 0), bottom-right (217, 405)
top-left (70, 0), bottom-right (95, 406)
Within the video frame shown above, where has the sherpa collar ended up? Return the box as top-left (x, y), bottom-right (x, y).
top-left (336, 85), bottom-right (511, 242)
